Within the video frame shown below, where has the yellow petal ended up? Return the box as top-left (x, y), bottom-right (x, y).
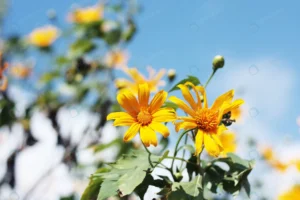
top-left (185, 82), bottom-right (202, 108)
top-left (152, 108), bottom-right (176, 122)
top-left (149, 90), bottom-right (167, 114)
top-left (123, 123), bottom-right (140, 142)
top-left (107, 112), bottom-right (133, 120)
top-left (211, 90), bottom-right (234, 110)
top-left (169, 96), bottom-right (196, 117)
top-left (177, 84), bottom-right (197, 110)
top-left (149, 122), bottom-right (170, 138)
top-left (195, 86), bottom-right (208, 108)
top-left (222, 99), bottom-right (244, 114)
top-left (195, 129), bottom-right (204, 155)
top-left (217, 125), bottom-right (227, 135)
top-left (117, 91), bottom-right (140, 116)
top-left (113, 118), bottom-right (136, 126)
top-left (204, 133), bottom-right (222, 157)
top-left (175, 121), bottom-right (197, 132)
top-left (140, 125), bottom-right (158, 147)
top-left (125, 68), bottom-right (146, 83)
top-left (138, 83), bottom-right (150, 107)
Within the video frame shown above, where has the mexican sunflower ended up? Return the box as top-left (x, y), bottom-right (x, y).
top-left (0, 52), bottom-right (8, 91)
top-left (28, 25), bottom-right (59, 47)
top-left (169, 82), bottom-right (244, 157)
top-left (107, 83), bottom-right (176, 147)
top-left (69, 5), bottom-right (103, 24)
top-left (105, 50), bottom-right (128, 68)
top-left (115, 67), bottom-right (166, 94)
top-left (278, 185), bottom-right (300, 200)
top-left (219, 132), bottom-right (237, 155)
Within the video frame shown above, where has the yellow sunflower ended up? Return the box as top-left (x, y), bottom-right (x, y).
top-left (115, 67), bottom-right (166, 94)
top-left (28, 25), bottom-right (59, 47)
top-left (279, 185), bottom-right (300, 200)
top-left (169, 82), bottom-right (244, 157)
top-left (107, 83), bottom-right (176, 147)
top-left (70, 5), bottom-right (103, 24)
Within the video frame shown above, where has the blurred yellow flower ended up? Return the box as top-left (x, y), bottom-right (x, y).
top-left (278, 185), bottom-right (300, 200)
top-left (105, 50), bottom-right (128, 68)
top-left (115, 67), bottom-right (166, 94)
top-left (262, 147), bottom-right (289, 172)
top-left (10, 63), bottom-right (32, 78)
top-left (70, 5), bottom-right (103, 24)
top-left (169, 82), bottom-right (244, 157)
top-left (28, 25), bottom-right (59, 47)
top-left (0, 52), bottom-right (9, 91)
top-left (219, 132), bottom-right (236, 154)
top-left (107, 83), bottom-right (176, 147)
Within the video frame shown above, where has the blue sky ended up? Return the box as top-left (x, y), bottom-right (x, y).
top-left (3, 0), bottom-right (300, 145)
top-left (2, 0), bottom-right (300, 198)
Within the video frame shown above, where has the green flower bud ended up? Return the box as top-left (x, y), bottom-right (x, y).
top-left (212, 55), bottom-right (225, 70)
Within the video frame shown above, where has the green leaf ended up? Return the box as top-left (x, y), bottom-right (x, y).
top-left (55, 56), bottom-right (71, 67)
top-left (186, 155), bottom-right (198, 181)
top-left (94, 150), bottom-right (161, 199)
top-left (81, 168), bottom-right (110, 200)
top-left (92, 138), bottom-right (121, 153)
top-left (103, 29), bottom-right (122, 45)
top-left (203, 153), bottom-right (254, 198)
top-left (0, 99), bottom-right (16, 128)
top-left (134, 174), bottom-right (154, 199)
top-left (60, 194), bottom-right (75, 200)
top-left (168, 175), bottom-right (204, 200)
top-left (169, 75), bottom-right (201, 92)
top-left (40, 71), bottom-right (60, 83)
top-left (69, 39), bottom-right (96, 58)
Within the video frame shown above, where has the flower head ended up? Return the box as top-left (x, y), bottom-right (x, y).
top-left (28, 25), bottom-right (59, 47)
top-left (10, 62), bottom-right (33, 79)
top-left (262, 147), bottom-right (289, 172)
top-left (169, 82), bottom-right (244, 156)
top-left (69, 5), bottom-right (103, 24)
top-left (107, 83), bottom-right (176, 147)
top-left (115, 67), bottom-right (166, 94)
top-left (0, 52), bottom-right (9, 91)
top-left (105, 50), bottom-right (128, 68)
top-left (279, 185), bottom-right (300, 200)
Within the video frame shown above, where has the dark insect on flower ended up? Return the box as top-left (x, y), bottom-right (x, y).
top-left (222, 111), bottom-right (231, 119)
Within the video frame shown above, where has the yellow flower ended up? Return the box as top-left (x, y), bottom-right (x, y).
top-left (70, 5), bottom-right (103, 24)
top-left (105, 50), bottom-right (128, 68)
top-left (107, 83), bottom-right (176, 147)
top-left (0, 52), bottom-right (9, 91)
top-left (278, 185), bottom-right (300, 200)
top-left (115, 67), bottom-right (166, 94)
top-left (262, 147), bottom-right (289, 172)
top-left (10, 63), bottom-right (32, 78)
top-left (28, 25), bottom-right (59, 47)
top-left (169, 82), bottom-right (244, 157)
top-left (219, 132), bottom-right (236, 154)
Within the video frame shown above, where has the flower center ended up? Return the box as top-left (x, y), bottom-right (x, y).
top-left (195, 108), bottom-right (219, 133)
top-left (137, 110), bottom-right (152, 126)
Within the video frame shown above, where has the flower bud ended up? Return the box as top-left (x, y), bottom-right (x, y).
top-left (174, 172), bottom-right (183, 182)
top-left (212, 55), bottom-right (225, 70)
top-left (167, 69), bottom-right (176, 82)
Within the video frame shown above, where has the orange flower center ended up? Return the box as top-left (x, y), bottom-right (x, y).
top-left (195, 108), bottom-right (219, 133)
top-left (137, 110), bottom-right (152, 126)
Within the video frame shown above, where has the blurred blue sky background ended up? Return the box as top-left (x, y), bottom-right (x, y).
top-left (2, 0), bottom-right (300, 198)
top-left (3, 0), bottom-right (300, 142)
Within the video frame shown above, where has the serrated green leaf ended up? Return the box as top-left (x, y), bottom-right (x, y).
top-left (169, 75), bottom-right (201, 92)
top-left (96, 150), bottom-right (160, 199)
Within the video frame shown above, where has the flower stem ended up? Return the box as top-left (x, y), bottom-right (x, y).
top-left (204, 69), bottom-right (217, 88)
top-left (170, 129), bottom-right (194, 172)
top-left (142, 142), bottom-right (154, 168)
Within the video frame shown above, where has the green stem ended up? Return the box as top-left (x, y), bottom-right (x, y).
top-left (170, 129), bottom-right (195, 172)
top-left (179, 134), bottom-right (188, 169)
top-left (142, 142), bottom-right (154, 168)
top-left (204, 69), bottom-right (217, 88)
